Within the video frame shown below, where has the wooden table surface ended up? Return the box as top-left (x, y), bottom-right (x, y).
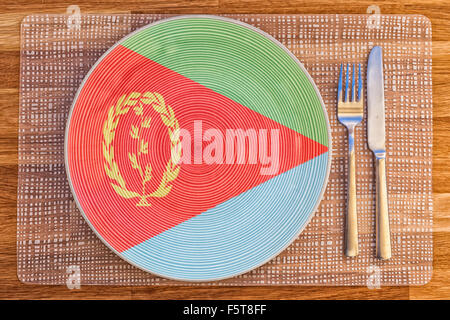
top-left (0, 0), bottom-right (449, 300)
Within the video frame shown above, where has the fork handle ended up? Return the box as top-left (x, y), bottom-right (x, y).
top-left (375, 156), bottom-right (391, 260)
top-left (345, 129), bottom-right (358, 257)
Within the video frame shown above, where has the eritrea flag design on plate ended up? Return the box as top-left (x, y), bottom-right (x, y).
top-left (65, 16), bottom-right (331, 281)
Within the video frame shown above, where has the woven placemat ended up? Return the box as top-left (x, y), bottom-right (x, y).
top-left (17, 14), bottom-right (432, 286)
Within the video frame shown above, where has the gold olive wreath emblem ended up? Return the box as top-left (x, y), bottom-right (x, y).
top-left (102, 92), bottom-right (181, 207)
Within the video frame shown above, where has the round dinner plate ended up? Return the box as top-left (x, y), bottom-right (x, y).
top-left (65, 15), bottom-right (331, 282)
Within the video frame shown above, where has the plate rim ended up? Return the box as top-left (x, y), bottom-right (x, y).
top-left (64, 14), bottom-right (333, 282)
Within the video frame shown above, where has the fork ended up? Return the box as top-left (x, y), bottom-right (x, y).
top-left (337, 63), bottom-right (363, 257)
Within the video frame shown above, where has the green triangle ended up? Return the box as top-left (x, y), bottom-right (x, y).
top-left (122, 17), bottom-right (328, 147)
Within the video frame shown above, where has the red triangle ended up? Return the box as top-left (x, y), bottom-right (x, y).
top-left (67, 45), bottom-right (328, 252)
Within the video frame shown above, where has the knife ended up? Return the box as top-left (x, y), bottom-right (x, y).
top-left (367, 46), bottom-right (391, 260)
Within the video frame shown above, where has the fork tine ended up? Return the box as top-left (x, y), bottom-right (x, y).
top-left (351, 63), bottom-right (356, 102)
top-left (357, 63), bottom-right (362, 101)
top-left (344, 63), bottom-right (349, 102)
top-left (338, 63), bottom-right (343, 102)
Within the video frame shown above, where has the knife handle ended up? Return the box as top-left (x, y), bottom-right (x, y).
top-left (375, 156), bottom-right (391, 260)
top-left (345, 129), bottom-right (358, 257)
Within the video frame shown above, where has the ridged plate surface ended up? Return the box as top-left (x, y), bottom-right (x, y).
top-left (65, 15), bottom-right (331, 281)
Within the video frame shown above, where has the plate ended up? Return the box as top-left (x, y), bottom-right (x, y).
top-left (65, 15), bottom-right (331, 282)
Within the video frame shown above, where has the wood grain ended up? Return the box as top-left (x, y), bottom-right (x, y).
top-left (0, 0), bottom-right (449, 300)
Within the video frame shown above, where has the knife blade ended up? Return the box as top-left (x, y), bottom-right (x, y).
top-left (367, 46), bottom-right (385, 154)
top-left (367, 46), bottom-right (392, 260)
